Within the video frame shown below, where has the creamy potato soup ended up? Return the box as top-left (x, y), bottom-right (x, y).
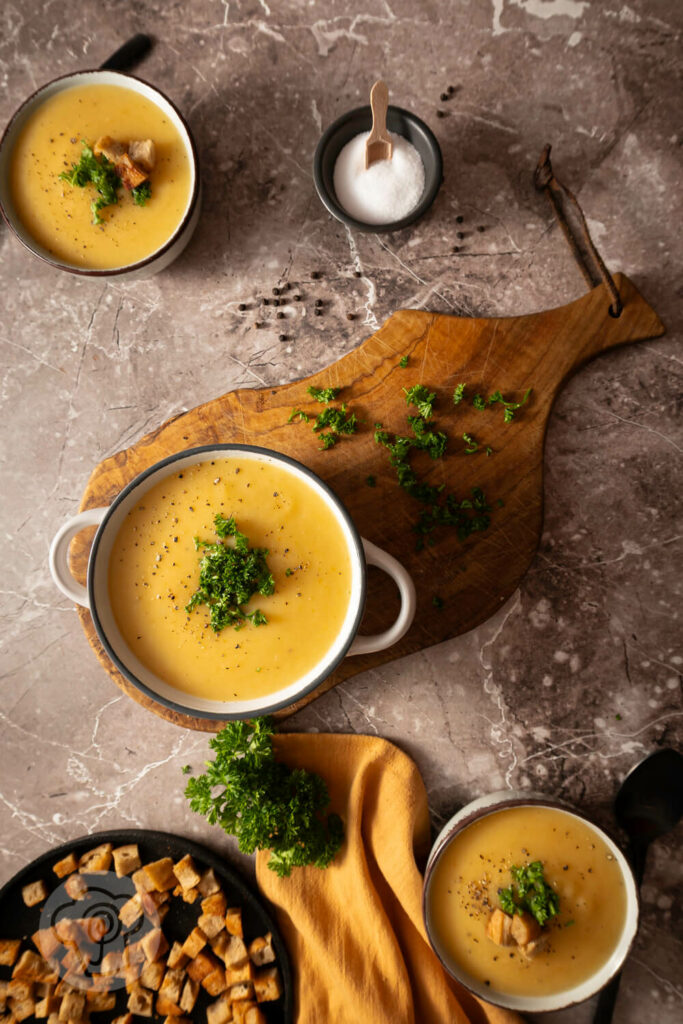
top-left (10, 83), bottom-right (192, 268)
top-left (108, 458), bottom-right (353, 702)
top-left (428, 806), bottom-right (628, 997)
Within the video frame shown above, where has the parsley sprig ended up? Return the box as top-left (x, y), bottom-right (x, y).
top-left (184, 717), bottom-right (344, 877)
top-left (185, 513), bottom-right (274, 632)
top-left (289, 386), bottom-right (358, 450)
top-left (498, 861), bottom-right (560, 926)
top-left (59, 142), bottom-right (121, 225)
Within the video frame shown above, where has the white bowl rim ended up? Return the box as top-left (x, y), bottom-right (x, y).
top-left (0, 68), bottom-right (200, 276)
top-left (422, 791), bottom-right (639, 1013)
top-left (86, 443), bottom-right (368, 720)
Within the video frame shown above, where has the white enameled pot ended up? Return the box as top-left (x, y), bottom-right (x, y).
top-left (422, 790), bottom-right (639, 1014)
top-left (49, 445), bottom-right (416, 721)
top-left (0, 70), bottom-right (200, 280)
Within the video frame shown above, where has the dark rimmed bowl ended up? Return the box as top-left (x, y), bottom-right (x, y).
top-left (0, 69), bottom-right (201, 279)
top-left (422, 790), bottom-right (639, 1014)
top-left (313, 104), bottom-right (443, 233)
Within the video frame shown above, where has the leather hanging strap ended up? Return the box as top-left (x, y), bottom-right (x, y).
top-left (534, 144), bottom-right (623, 317)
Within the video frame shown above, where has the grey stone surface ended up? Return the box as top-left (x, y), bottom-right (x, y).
top-left (0, 1), bottom-right (681, 1021)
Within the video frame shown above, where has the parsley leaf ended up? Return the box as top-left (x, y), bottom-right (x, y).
top-left (184, 717), bottom-right (344, 876)
top-left (59, 141), bottom-right (121, 224)
top-left (498, 861), bottom-right (560, 927)
top-left (404, 384), bottom-right (436, 420)
top-left (132, 180), bottom-right (152, 206)
top-left (453, 382), bottom-right (466, 406)
top-left (472, 393), bottom-right (488, 411)
top-left (399, 355), bottom-right (409, 368)
top-left (488, 388), bottom-right (532, 422)
top-left (307, 384), bottom-right (341, 404)
top-left (288, 408), bottom-right (310, 423)
top-left (313, 403), bottom-right (357, 449)
top-left (462, 432), bottom-right (479, 454)
top-left (185, 514), bottom-right (274, 633)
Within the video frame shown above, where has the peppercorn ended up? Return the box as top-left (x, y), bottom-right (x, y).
top-left (311, 270), bottom-right (321, 279)
top-left (238, 303), bottom-right (246, 311)
top-left (278, 334), bottom-right (287, 342)
top-left (457, 231), bottom-right (465, 239)
top-left (440, 92), bottom-right (448, 101)
top-left (277, 311), bottom-right (284, 319)
top-left (314, 308), bottom-right (322, 317)
top-left (456, 215), bottom-right (464, 224)
top-left (477, 225), bottom-right (486, 232)
top-left (272, 287), bottom-right (280, 295)
top-left (315, 299), bottom-right (323, 307)
top-left (346, 313), bottom-right (355, 321)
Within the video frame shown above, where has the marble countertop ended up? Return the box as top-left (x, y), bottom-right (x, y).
top-left (1, 1), bottom-right (681, 1021)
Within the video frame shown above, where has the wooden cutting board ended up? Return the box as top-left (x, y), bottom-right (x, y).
top-left (72, 274), bottom-right (664, 730)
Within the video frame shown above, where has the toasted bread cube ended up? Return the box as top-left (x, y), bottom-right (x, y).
top-left (210, 932), bottom-right (229, 963)
top-left (112, 844), bottom-right (141, 878)
top-left (143, 858), bottom-right (177, 892)
top-left (173, 855), bottom-right (202, 891)
top-left (141, 928), bottom-right (168, 963)
top-left (123, 941), bottom-right (146, 967)
top-left (31, 929), bottom-right (59, 961)
top-left (127, 983), bottom-right (154, 1016)
top-left (179, 976), bottom-right (199, 1013)
top-left (61, 947), bottom-right (90, 975)
top-left (58, 990), bottom-right (84, 1021)
top-left (10, 997), bottom-right (36, 1022)
top-left (7, 980), bottom-right (33, 1000)
top-left (12, 951), bottom-right (57, 983)
top-left (111, 1015), bottom-right (134, 1024)
top-left (35, 988), bottom-right (61, 1017)
top-left (486, 908), bottom-right (514, 946)
top-left (229, 981), bottom-right (254, 1002)
top-left (101, 951), bottom-right (124, 976)
top-left (85, 990), bottom-right (116, 1011)
top-left (223, 935), bottom-right (248, 970)
top-left (0, 979), bottom-right (8, 1010)
top-left (173, 883), bottom-right (200, 904)
top-left (166, 942), bottom-right (189, 970)
top-left (186, 950), bottom-right (220, 983)
top-left (64, 874), bottom-right (88, 900)
top-left (119, 892), bottom-right (143, 927)
top-left (163, 1018), bottom-right (192, 1024)
top-left (201, 892), bottom-right (228, 917)
top-left (140, 889), bottom-right (170, 917)
top-left (132, 867), bottom-right (156, 894)
top-left (253, 966), bottom-right (282, 1003)
top-left (198, 913), bottom-right (225, 940)
top-left (225, 962), bottom-right (254, 987)
top-left (244, 1008), bottom-right (266, 1024)
top-left (140, 959), bottom-right (165, 991)
top-left (206, 992), bottom-right (233, 1024)
top-left (77, 915), bottom-right (108, 942)
top-left (197, 868), bottom-right (221, 898)
top-left (0, 940), bottom-right (22, 966)
top-left (53, 918), bottom-right (83, 948)
top-left (248, 934), bottom-right (275, 967)
top-left (78, 842), bottom-right (113, 874)
top-left (22, 880), bottom-right (49, 907)
top-left (510, 910), bottom-right (542, 947)
top-left (52, 852), bottom-right (79, 879)
top-left (89, 973), bottom-right (114, 992)
top-left (202, 967), bottom-right (227, 997)
top-left (232, 1002), bottom-right (257, 1024)
top-left (224, 907), bottom-right (243, 938)
top-left (158, 968), bottom-right (185, 1005)
top-left (155, 993), bottom-right (182, 1017)
top-left (181, 927), bottom-right (207, 960)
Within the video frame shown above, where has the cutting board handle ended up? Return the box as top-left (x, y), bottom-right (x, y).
top-left (348, 538), bottom-right (417, 656)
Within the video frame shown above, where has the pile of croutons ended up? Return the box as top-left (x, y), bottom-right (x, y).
top-left (0, 840), bottom-right (283, 1024)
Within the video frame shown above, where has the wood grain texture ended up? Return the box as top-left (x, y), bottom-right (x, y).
top-left (71, 274), bottom-right (664, 729)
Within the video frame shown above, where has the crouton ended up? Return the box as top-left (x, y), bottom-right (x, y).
top-left (510, 910), bottom-right (542, 947)
top-left (85, 990), bottom-right (116, 1011)
top-left (173, 855), bottom-right (202, 891)
top-left (132, 867), bottom-right (156, 894)
top-left (229, 981), bottom-right (254, 1002)
top-left (118, 893), bottom-right (143, 928)
top-left (243, 1008), bottom-right (266, 1024)
top-left (223, 935), bottom-right (248, 970)
top-left (9, 996), bottom-right (36, 1022)
top-left (224, 907), bottom-right (243, 938)
top-left (158, 968), bottom-right (186, 1005)
top-left (140, 960), bottom-right (165, 991)
top-left (12, 951), bottom-right (57, 983)
top-left (140, 889), bottom-right (170, 918)
top-left (253, 966), bottom-right (282, 1003)
top-left (224, 962), bottom-right (254, 987)
top-left (486, 908), bottom-right (514, 946)
top-left (127, 983), bottom-right (154, 1017)
top-left (111, 1015), bottom-right (134, 1024)
top-left (78, 842), bottom-right (113, 873)
top-left (248, 934), bottom-right (275, 967)
top-left (232, 1002), bottom-right (258, 1024)
top-left (141, 928), bottom-right (168, 963)
top-left (181, 927), bottom-right (207, 960)
top-left (206, 992), bottom-right (233, 1024)
top-left (201, 967), bottom-right (228, 996)
top-left (197, 868), bottom-right (221, 897)
top-left (155, 993), bottom-right (182, 1017)
top-left (21, 880), bottom-right (49, 907)
top-left (93, 136), bottom-right (127, 163)
top-left (186, 950), bottom-right (221, 983)
top-left (64, 874), bottom-right (88, 900)
top-left (143, 858), bottom-right (177, 892)
top-left (100, 951), bottom-right (124, 977)
top-left (179, 976), bottom-right (199, 1013)
top-left (112, 844), bottom-right (141, 878)
top-left (173, 883), bottom-right (200, 904)
top-left (34, 987), bottom-right (61, 1017)
top-left (57, 990), bottom-right (85, 1021)
top-left (0, 940), bottom-right (22, 966)
top-left (166, 942), bottom-right (189, 970)
top-left (31, 929), bottom-right (59, 961)
top-left (52, 852), bottom-right (79, 879)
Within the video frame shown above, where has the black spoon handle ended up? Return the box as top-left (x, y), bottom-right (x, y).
top-left (593, 971), bottom-right (623, 1024)
top-left (99, 34), bottom-right (153, 72)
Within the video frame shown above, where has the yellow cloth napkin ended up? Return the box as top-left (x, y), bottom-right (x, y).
top-left (256, 732), bottom-right (522, 1024)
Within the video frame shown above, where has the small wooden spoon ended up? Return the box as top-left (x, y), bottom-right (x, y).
top-left (365, 80), bottom-right (393, 169)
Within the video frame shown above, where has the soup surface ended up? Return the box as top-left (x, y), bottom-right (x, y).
top-left (428, 805), bottom-right (628, 998)
top-left (10, 83), bottom-right (192, 268)
top-left (108, 457), bottom-right (353, 702)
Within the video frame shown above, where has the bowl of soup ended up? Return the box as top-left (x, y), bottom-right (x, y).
top-left (49, 444), bottom-right (416, 721)
top-left (0, 70), bottom-right (200, 278)
top-left (423, 792), bottom-right (638, 1013)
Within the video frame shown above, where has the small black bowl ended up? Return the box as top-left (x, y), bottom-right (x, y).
top-left (313, 104), bottom-right (443, 233)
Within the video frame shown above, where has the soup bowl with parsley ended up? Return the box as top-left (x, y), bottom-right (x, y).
top-left (0, 70), bottom-right (199, 278)
top-left (423, 791), bottom-right (638, 1013)
top-left (49, 444), bottom-right (416, 722)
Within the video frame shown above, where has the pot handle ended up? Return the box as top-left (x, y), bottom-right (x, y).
top-left (49, 508), bottom-right (108, 609)
top-left (348, 538), bottom-right (416, 656)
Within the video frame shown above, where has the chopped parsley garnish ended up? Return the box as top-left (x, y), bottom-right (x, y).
top-left (185, 513), bottom-right (274, 633)
top-left (307, 384), bottom-right (341, 404)
top-left (404, 384), bottom-right (436, 420)
top-left (472, 393), bottom-right (488, 411)
top-left (288, 408), bottom-right (310, 423)
top-left (59, 141), bottom-right (120, 224)
top-left (313, 403), bottom-right (357, 449)
top-left (184, 717), bottom-right (344, 877)
top-left (399, 355), bottom-right (409, 368)
top-left (453, 382), bottom-right (466, 406)
top-left (462, 432), bottom-right (479, 454)
top-left (487, 388), bottom-right (532, 422)
top-left (413, 487), bottom-right (492, 549)
top-left (132, 180), bottom-right (152, 206)
top-left (498, 861), bottom-right (560, 927)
